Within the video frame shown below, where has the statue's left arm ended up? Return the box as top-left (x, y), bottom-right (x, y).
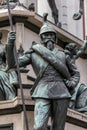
top-left (65, 55), bottom-right (80, 90)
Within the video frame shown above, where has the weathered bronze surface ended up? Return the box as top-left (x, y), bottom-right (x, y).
top-left (7, 13), bottom-right (80, 130)
top-left (0, 31), bottom-right (17, 100)
top-left (64, 42), bottom-right (87, 114)
top-left (47, 0), bottom-right (61, 27)
top-left (73, 0), bottom-right (83, 20)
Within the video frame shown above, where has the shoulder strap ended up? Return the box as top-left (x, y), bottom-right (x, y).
top-left (32, 44), bottom-right (70, 79)
top-left (30, 62), bottom-right (48, 95)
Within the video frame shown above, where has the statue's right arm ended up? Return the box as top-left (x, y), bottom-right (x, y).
top-left (6, 31), bottom-right (16, 69)
top-left (6, 31), bottom-right (32, 69)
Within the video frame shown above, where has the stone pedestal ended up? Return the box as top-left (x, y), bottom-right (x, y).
top-left (0, 96), bottom-right (87, 130)
top-left (0, 97), bottom-right (34, 130)
top-left (0, 78), bottom-right (87, 130)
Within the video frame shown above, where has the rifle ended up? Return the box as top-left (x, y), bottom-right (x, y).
top-left (7, 1), bottom-right (29, 130)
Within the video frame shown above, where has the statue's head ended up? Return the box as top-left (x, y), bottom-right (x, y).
top-left (39, 13), bottom-right (56, 50)
top-left (0, 31), bottom-right (2, 40)
top-left (65, 43), bottom-right (77, 55)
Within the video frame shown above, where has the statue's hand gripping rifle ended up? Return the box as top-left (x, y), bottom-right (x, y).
top-left (7, 1), bottom-right (29, 130)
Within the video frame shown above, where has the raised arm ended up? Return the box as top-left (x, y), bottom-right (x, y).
top-left (6, 31), bottom-right (16, 69)
top-left (75, 40), bottom-right (87, 59)
top-left (6, 31), bottom-right (32, 69)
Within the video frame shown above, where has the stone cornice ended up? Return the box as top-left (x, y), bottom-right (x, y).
top-left (0, 5), bottom-right (83, 45)
top-left (67, 108), bottom-right (87, 128)
top-left (0, 5), bottom-right (87, 57)
top-left (0, 5), bottom-right (35, 21)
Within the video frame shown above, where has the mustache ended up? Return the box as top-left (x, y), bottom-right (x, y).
top-left (43, 38), bottom-right (55, 43)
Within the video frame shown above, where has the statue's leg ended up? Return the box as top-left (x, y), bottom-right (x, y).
top-left (47, 0), bottom-right (59, 25)
top-left (79, 0), bottom-right (83, 14)
top-left (0, 71), bottom-right (16, 100)
top-left (34, 99), bottom-right (50, 130)
top-left (51, 99), bottom-right (69, 130)
top-left (75, 88), bottom-right (87, 114)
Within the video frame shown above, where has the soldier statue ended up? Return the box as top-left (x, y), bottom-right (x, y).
top-left (64, 42), bottom-right (87, 114)
top-left (7, 13), bottom-right (80, 130)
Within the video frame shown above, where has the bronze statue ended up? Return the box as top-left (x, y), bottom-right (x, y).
top-left (47, 0), bottom-right (61, 27)
top-left (64, 42), bottom-right (87, 114)
top-left (64, 41), bottom-right (87, 62)
top-left (74, 83), bottom-right (87, 114)
top-left (7, 13), bottom-right (80, 130)
top-left (0, 31), bottom-right (18, 100)
top-left (47, 0), bottom-right (58, 25)
top-left (73, 0), bottom-right (83, 20)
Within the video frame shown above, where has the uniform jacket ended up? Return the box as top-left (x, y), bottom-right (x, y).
top-left (7, 43), bottom-right (80, 99)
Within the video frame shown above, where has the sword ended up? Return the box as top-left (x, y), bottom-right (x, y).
top-left (7, 1), bottom-right (29, 130)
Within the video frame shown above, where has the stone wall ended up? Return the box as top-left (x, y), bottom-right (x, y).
top-left (37, 0), bottom-right (83, 39)
top-left (84, 0), bottom-right (87, 38)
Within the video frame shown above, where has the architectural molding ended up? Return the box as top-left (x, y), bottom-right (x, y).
top-left (0, 5), bottom-right (87, 58)
top-left (0, 97), bottom-right (87, 128)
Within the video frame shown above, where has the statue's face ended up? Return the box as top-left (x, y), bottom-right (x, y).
top-left (65, 43), bottom-right (77, 55)
top-left (41, 32), bottom-right (56, 50)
